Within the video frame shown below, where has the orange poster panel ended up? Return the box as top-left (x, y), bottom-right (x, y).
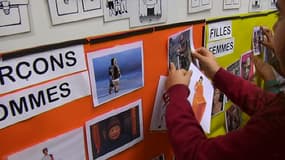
top-left (0, 22), bottom-right (204, 160)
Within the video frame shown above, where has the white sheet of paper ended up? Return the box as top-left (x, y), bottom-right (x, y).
top-left (0, 71), bottom-right (90, 129)
top-left (103, 0), bottom-right (130, 22)
top-left (208, 20), bottom-right (232, 42)
top-left (188, 0), bottom-right (212, 13)
top-left (150, 76), bottom-right (167, 131)
top-left (223, 0), bottom-right (240, 9)
top-left (188, 63), bottom-right (213, 133)
top-left (0, 45), bottom-right (86, 94)
top-left (129, 0), bottom-right (167, 28)
top-left (0, 0), bottom-right (30, 36)
top-left (8, 127), bottom-right (86, 160)
top-left (207, 37), bottom-right (235, 57)
top-left (248, 0), bottom-right (265, 12)
top-left (48, 0), bottom-right (103, 25)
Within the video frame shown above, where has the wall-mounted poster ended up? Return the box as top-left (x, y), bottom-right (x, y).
top-left (87, 41), bottom-right (144, 107)
top-left (8, 128), bottom-right (85, 160)
top-left (48, 0), bottom-right (103, 25)
top-left (188, 0), bottom-right (212, 13)
top-left (0, 0), bottom-right (30, 36)
top-left (85, 99), bottom-right (143, 160)
top-left (103, 0), bottom-right (130, 22)
top-left (129, 0), bottom-right (167, 27)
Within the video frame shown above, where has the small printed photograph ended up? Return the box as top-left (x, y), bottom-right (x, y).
top-left (129, 0), bottom-right (167, 27)
top-left (150, 76), bottom-right (167, 131)
top-left (152, 153), bottom-right (166, 160)
top-left (87, 41), bottom-right (144, 107)
top-left (188, 63), bottom-right (214, 133)
top-left (103, 0), bottom-right (130, 22)
top-left (85, 100), bottom-right (143, 160)
top-left (252, 26), bottom-right (264, 55)
top-left (8, 128), bottom-right (85, 160)
top-left (240, 50), bottom-right (255, 81)
top-left (168, 27), bottom-right (197, 71)
top-left (225, 104), bottom-right (242, 132)
top-left (226, 59), bottom-right (241, 77)
top-left (211, 87), bottom-right (225, 116)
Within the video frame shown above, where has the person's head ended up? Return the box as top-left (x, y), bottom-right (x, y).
top-left (273, 0), bottom-right (285, 76)
top-left (199, 76), bottom-right (203, 82)
top-left (111, 58), bottom-right (117, 65)
top-left (107, 117), bottom-right (121, 141)
top-left (179, 34), bottom-right (185, 42)
top-left (214, 88), bottom-right (221, 100)
top-left (42, 148), bottom-right (48, 155)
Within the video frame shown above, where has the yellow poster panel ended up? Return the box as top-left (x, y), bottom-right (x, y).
top-left (205, 11), bottom-right (277, 138)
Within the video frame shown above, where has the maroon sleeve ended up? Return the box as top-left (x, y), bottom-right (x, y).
top-left (213, 68), bottom-right (276, 115)
top-left (165, 83), bottom-right (278, 160)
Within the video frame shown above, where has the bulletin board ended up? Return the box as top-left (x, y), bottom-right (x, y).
top-left (0, 20), bottom-right (204, 160)
top-left (205, 10), bottom-right (278, 138)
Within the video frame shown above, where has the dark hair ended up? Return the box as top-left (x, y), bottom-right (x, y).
top-left (111, 58), bottom-right (116, 65)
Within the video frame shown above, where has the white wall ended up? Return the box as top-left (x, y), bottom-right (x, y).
top-left (0, 0), bottom-right (267, 53)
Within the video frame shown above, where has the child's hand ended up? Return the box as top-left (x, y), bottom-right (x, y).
top-left (165, 63), bottom-right (192, 91)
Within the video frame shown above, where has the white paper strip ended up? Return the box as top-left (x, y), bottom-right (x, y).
top-left (0, 71), bottom-right (90, 129)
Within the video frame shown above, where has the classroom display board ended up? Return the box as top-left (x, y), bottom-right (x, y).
top-left (0, 10), bottom-right (278, 159)
top-left (0, 21), bottom-right (204, 160)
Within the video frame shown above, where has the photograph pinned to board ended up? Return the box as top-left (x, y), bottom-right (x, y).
top-left (7, 127), bottom-right (85, 160)
top-left (168, 27), bottom-right (198, 71)
top-left (188, 0), bottom-right (212, 13)
top-left (224, 59), bottom-right (241, 103)
top-left (48, 0), bottom-right (103, 25)
top-left (87, 41), bottom-right (144, 107)
top-left (103, 0), bottom-right (130, 22)
top-left (128, 0), bottom-right (167, 27)
top-left (223, 0), bottom-right (240, 10)
top-left (211, 87), bottom-right (225, 116)
top-left (226, 59), bottom-right (241, 77)
top-left (150, 76), bottom-right (167, 131)
top-left (225, 103), bottom-right (242, 133)
top-left (85, 99), bottom-right (143, 160)
top-left (0, 0), bottom-right (30, 36)
top-left (240, 50), bottom-right (255, 81)
top-left (188, 63), bottom-right (214, 133)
